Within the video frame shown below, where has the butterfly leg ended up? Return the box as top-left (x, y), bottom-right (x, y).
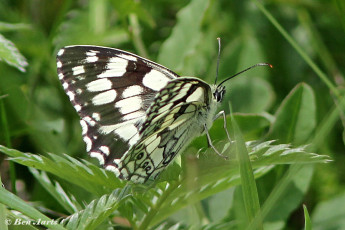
top-left (214, 110), bottom-right (232, 143)
top-left (204, 124), bottom-right (228, 160)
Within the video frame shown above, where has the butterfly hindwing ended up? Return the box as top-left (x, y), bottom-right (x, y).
top-left (104, 78), bottom-right (213, 182)
top-left (57, 46), bottom-right (180, 165)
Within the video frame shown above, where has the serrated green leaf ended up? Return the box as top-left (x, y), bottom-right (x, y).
top-left (0, 145), bottom-right (125, 195)
top-left (0, 139), bottom-right (330, 229)
top-left (0, 33), bottom-right (28, 72)
top-left (142, 141), bottom-right (328, 227)
top-left (29, 168), bottom-right (81, 214)
top-left (61, 188), bottom-right (130, 230)
top-left (0, 185), bottom-right (66, 230)
top-left (250, 141), bottom-right (331, 166)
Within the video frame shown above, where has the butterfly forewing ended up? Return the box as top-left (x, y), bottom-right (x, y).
top-left (57, 46), bottom-right (180, 166)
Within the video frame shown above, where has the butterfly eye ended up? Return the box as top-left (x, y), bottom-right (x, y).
top-left (214, 86), bottom-right (225, 102)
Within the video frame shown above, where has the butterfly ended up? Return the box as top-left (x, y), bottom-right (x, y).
top-left (56, 45), bottom-right (270, 183)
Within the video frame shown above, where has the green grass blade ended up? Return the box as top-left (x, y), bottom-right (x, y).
top-left (231, 116), bottom-right (262, 229)
top-left (247, 164), bottom-right (313, 230)
top-left (252, 0), bottom-right (340, 99)
top-left (0, 97), bottom-right (16, 194)
top-left (303, 204), bottom-right (312, 230)
top-left (0, 179), bottom-right (7, 230)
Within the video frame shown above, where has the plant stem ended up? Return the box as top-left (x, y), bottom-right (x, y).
top-left (129, 14), bottom-right (149, 58)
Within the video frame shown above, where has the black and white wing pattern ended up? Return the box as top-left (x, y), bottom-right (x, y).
top-left (57, 45), bottom-right (222, 183)
top-left (106, 78), bottom-right (216, 183)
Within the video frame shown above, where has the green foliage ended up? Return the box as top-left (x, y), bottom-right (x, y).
top-left (0, 138), bottom-right (329, 229)
top-left (157, 0), bottom-right (209, 71)
top-left (0, 179), bottom-right (66, 230)
top-left (0, 33), bottom-right (27, 72)
top-left (303, 205), bottom-right (311, 230)
top-left (61, 188), bottom-right (130, 230)
top-left (268, 83), bottom-right (316, 144)
top-left (0, 145), bottom-right (125, 195)
top-left (232, 116), bottom-right (263, 229)
top-left (311, 192), bottom-right (345, 230)
top-left (0, 0), bottom-right (344, 229)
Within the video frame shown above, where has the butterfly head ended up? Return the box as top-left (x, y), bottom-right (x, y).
top-left (213, 85), bottom-right (225, 102)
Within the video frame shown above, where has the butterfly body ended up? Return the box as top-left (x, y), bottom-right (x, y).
top-left (57, 46), bottom-right (224, 183)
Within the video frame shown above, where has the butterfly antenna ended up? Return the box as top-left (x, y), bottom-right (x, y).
top-left (214, 37), bottom-right (222, 85)
top-left (217, 63), bottom-right (273, 88)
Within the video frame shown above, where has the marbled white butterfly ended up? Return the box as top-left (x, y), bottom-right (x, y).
top-left (56, 44), bottom-right (270, 183)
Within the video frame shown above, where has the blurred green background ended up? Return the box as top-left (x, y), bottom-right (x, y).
top-left (0, 0), bottom-right (344, 229)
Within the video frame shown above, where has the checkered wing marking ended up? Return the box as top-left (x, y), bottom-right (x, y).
top-left (106, 78), bottom-right (212, 182)
top-left (57, 46), bottom-right (179, 166)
